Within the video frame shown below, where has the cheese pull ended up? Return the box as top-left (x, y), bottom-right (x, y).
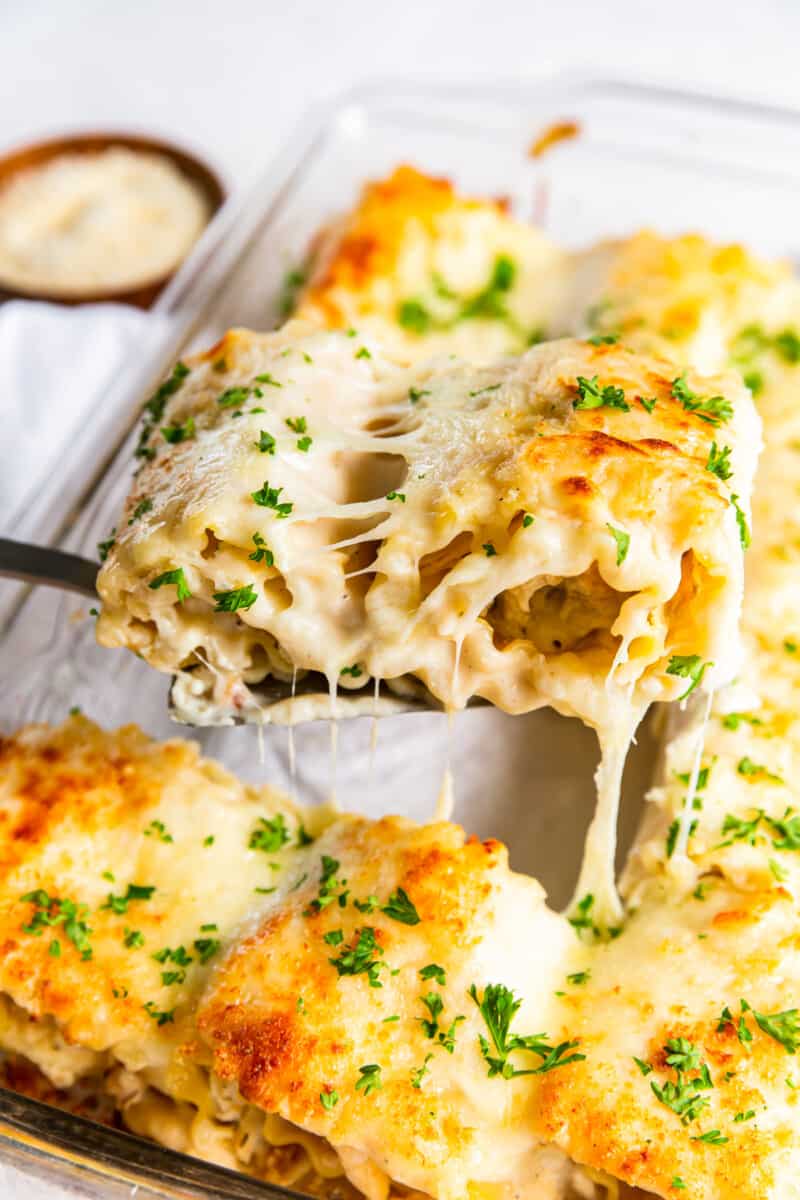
top-left (95, 325), bottom-right (758, 734)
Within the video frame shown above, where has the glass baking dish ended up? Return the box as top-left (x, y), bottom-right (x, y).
top-left (1, 72), bottom-right (799, 1200)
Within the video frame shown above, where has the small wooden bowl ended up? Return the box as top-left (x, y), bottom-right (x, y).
top-left (0, 131), bottom-right (226, 308)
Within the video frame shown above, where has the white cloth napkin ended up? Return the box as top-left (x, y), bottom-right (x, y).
top-left (0, 300), bottom-right (152, 536)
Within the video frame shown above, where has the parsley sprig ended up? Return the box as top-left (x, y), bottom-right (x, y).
top-left (573, 375), bottom-right (630, 412)
top-left (671, 374), bottom-right (733, 426)
top-left (469, 982), bottom-right (585, 1078)
top-left (649, 1038), bottom-right (713, 1124)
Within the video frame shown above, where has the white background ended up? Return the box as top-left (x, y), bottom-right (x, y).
top-left (0, 0), bottom-right (798, 193)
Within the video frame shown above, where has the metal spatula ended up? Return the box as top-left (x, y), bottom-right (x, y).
top-left (0, 537), bottom-right (463, 725)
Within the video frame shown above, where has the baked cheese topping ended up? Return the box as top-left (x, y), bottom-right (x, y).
top-left (0, 147), bottom-right (210, 296)
top-left (0, 717), bottom-right (597, 1200)
top-left (293, 165), bottom-right (567, 364)
top-left (199, 813), bottom-right (585, 1200)
top-left (96, 326), bottom-right (757, 739)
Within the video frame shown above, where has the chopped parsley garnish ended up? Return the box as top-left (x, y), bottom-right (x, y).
top-left (695, 1128), bottom-right (734, 1147)
top-left (203, 835), bottom-right (215, 847)
top-left (20, 890), bottom-right (93, 960)
top-left (161, 416), bottom-right (195, 444)
top-left (320, 1089), bottom-right (339, 1111)
top-left (278, 265), bottom-right (306, 319)
top-left (734, 1110), bottom-right (756, 1122)
top-left (218, 386), bottom-right (252, 409)
top-left (355, 346), bottom-right (372, 360)
top-left (144, 820), bottom-right (173, 843)
top-left (49, 939), bottom-right (60, 957)
top-left (286, 416), bottom-right (307, 434)
top-left (409, 387), bottom-right (430, 404)
top-left (634, 1056), bottom-right (653, 1076)
top-left (124, 928), bottom-right (144, 949)
top-left (97, 529), bottom-right (116, 561)
top-left (786, 639), bottom-right (799, 654)
top-left (323, 929), bottom-right (344, 946)
top-left (483, 542), bottom-right (497, 557)
top-left (769, 857), bottom-right (789, 882)
top-left (721, 711), bottom-right (762, 731)
top-left (649, 1038), bottom-right (713, 1124)
top-left (587, 334), bottom-right (618, 345)
top-left (382, 887), bottom-right (420, 925)
top-left (692, 1130), bottom-right (728, 1145)
top-left (395, 256), bottom-right (535, 343)
top-left (469, 982), bottom-right (585, 1078)
top-left (522, 513), bottom-right (534, 528)
top-left (573, 375), bottom-right (630, 412)
top-left (718, 810), bottom-right (764, 847)
top-left (136, 361), bottom-right (190, 458)
top-left (719, 999), bottom-right (800, 1053)
top-left (355, 1063), bottom-right (382, 1095)
top-left (328, 927), bottom-right (385, 987)
top-left (304, 855), bottom-right (347, 915)
top-left (737, 756), bottom-right (783, 784)
top-left (101, 883), bottom-right (155, 915)
top-left (255, 430), bottom-right (276, 454)
top-left (249, 813), bottom-right (291, 853)
top-left (671, 374), bottom-right (733, 426)
top-left (129, 498), bottom-right (153, 525)
top-left (606, 524), bottom-right (630, 565)
top-left (148, 568), bottom-right (191, 602)
top-left (775, 328), bottom-right (800, 363)
top-left (143, 1002), bottom-right (176, 1026)
top-left (296, 435), bottom-right (312, 452)
top-left (213, 584), bottom-right (258, 613)
top-left (672, 1178), bottom-right (687, 1190)
top-left (418, 992), bottom-right (465, 1053)
top-left (567, 970), bottom-right (591, 986)
top-left (251, 481), bottom-right (293, 516)
top-left (397, 299), bottom-right (432, 333)
top-left (249, 532), bottom-right (274, 566)
top-left (420, 964), bottom-right (446, 986)
top-left (568, 892), bottom-right (601, 939)
top-left (386, 491), bottom-right (405, 502)
top-left (706, 442), bottom-right (733, 482)
top-left (751, 1005), bottom-right (800, 1053)
top-left (193, 937), bottom-right (221, 964)
top-left (340, 664), bottom-right (363, 678)
top-left (666, 654), bottom-right (711, 700)
top-left (254, 373), bottom-right (282, 388)
top-left (731, 494), bottom-right (750, 549)
top-left (639, 396), bottom-right (658, 413)
top-left (411, 1053), bottom-right (434, 1089)
top-left (154, 943), bottom-right (193, 985)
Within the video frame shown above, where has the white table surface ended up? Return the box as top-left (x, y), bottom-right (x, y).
top-left (0, 0), bottom-right (798, 1195)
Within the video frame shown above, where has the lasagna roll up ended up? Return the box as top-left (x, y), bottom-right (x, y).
top-left (0, 717), bottom-right (596, 1200)
top-left (95, 324), bottom-right (758, 730)
top-left (292, 164), bottom-right (566, 364)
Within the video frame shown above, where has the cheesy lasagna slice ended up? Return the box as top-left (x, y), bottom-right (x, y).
top-left (292, 165), bottom-right (566, 364)
top-left (0, 716), bottom-right (597, 1200)
top-left (96, 324), bottom-right (757, 739)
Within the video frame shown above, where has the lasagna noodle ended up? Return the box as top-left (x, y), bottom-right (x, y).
top-left (0, 716), bottom-right (599, 1200)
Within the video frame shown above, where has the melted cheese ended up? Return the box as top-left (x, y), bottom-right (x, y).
top-left (96, 327), bottom-right (756, 741)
